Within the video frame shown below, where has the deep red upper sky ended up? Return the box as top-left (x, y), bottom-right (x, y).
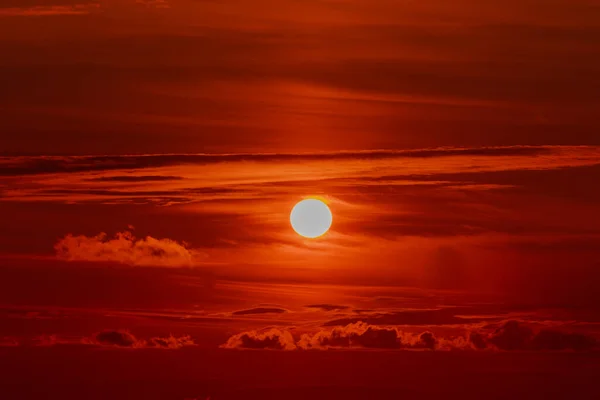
top-left (1, 0), bottom-right (599, 154)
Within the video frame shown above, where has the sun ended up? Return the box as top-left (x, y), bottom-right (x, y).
top-left (290, 198), bottom-right (333, 238)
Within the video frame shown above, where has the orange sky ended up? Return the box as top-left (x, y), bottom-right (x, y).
top-left (1, 1), bottom-right (600, 399)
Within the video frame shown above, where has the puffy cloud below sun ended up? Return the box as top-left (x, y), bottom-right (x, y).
top-left (222, 321), bottom-right (598, 351)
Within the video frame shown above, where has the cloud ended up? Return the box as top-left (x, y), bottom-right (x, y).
top-left (484, 320), bottom-right (597, 351)
top-left (221, 323), bottom-right (439, 351)
top-left (136, 0), bottom-right (169, 8)
top-left (221, 328), bottom-right (297, 350)
top-left (531, 329), bottom-right (597, 351)
top-left (55, 229), bottom-right (201, 267)
top-left (299, 323), bottom-right (437, 350)
top-left (146, 335), bottom-right (196, 349)
top-left (0, 3), bottom-right (99, 16)
top-left (12, 330), bottom-right (196, 349)
top-left (305, 304), bottom-right (350, 312)
top-left (322, 308), bottom-right (483, 327)
top-left (469, 331), bottom-right (488, 350)
top-left (222, 321), bottom-right (598, 351)
top-left (85, 175), bottom-right (183, 182)
top-left (74, 330), bottom-right (195, 349)
top-left (487, 320), bottom-right (534, 350)
top-left (0, 146), bottom-right (563, 177)
top-left (232, 307), bottom-right (288, 316)
top-left (92, 330), bottom-right (140, 347)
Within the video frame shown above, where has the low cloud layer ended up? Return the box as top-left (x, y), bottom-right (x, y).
top-left (55, 230), bottom-right (201, 267)
top-left (24, 330), bottom-right (196, 349)
top-left (90, 330), bottom-right (195, 349)
top-left (300, 323), bottom-right (437, 350)
top-left (483, 320), bottom-right (597, 351)
top-left (222, 321), bottom-right (598, 351)
top-left (221, 328), bottom-right (297, 350)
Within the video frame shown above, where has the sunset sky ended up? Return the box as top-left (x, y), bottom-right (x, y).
top-left (1, 1), bottom-right (600, 399)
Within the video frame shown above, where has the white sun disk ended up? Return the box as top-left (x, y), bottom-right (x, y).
top-left (290, 199), bottom-right (333, 238)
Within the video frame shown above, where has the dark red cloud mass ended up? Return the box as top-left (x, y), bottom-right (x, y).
top-left (11, 330), bottom-right (196, 349)
top-left (223, 321), bottom-right (597, 351)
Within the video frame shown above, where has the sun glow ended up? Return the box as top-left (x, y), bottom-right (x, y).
top-left (290, 199), bottom-right (333, 238)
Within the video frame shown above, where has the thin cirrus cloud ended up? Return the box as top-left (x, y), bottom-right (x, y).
top-left (2, 146), bottom-right (599, 242)
top-left (1, 146), bottom-right (599, 205)
top-left (0, 3), bottom-right (100, 16)
top-left (0, 146), bottom-right (558, 176)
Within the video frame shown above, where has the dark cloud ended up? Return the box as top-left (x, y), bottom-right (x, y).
top-left (469, 331), bottom-right (488, 350)
top-left (94, 330), bottom-right (138, 347)
top-left (86, 330), bottom-right (195, 349)
top-left (6, 330), bottom-right (196, 349)
top-left (222, 323), bottom-right (443, 351)
top-left (300, 324), bottom-right (440, 350)
top-left (232, 307), bottom-right (288, 316)
top-left (303, 323), bottom-right (402, 349)
top-left (221, 328), bottom-right (297, 350)
top-left (40, 189), bottom-right (179, 197)
top-left (146, 335), bottom-right (196, 349)
top-left (223, 321), bottom-right (598, 351)
top-left (487, 320), bottom-right (534, 350)
top-left (485, 321), bottom-right (597, 351)
top-left (531, 329), bottom-right (597, 351)
top-left (0, 146), bottom-right (553, 176)
top-left (85, 175), bottom-right (183, 183)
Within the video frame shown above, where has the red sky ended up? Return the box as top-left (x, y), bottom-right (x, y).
top-left (1, 1), bottom-right (600, 399)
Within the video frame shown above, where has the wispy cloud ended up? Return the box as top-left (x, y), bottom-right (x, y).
top-left (1, 146), bottom-right (598, 205)
top-left (136, 0), bottom-right (169, 9)
top-left (0, 3), bottom-right (100, 17)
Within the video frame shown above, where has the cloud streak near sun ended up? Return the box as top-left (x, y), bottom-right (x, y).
top-left (0, 145), bottom-right (597, 283)
top-left (1, 146), bottom-right (599, 206)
